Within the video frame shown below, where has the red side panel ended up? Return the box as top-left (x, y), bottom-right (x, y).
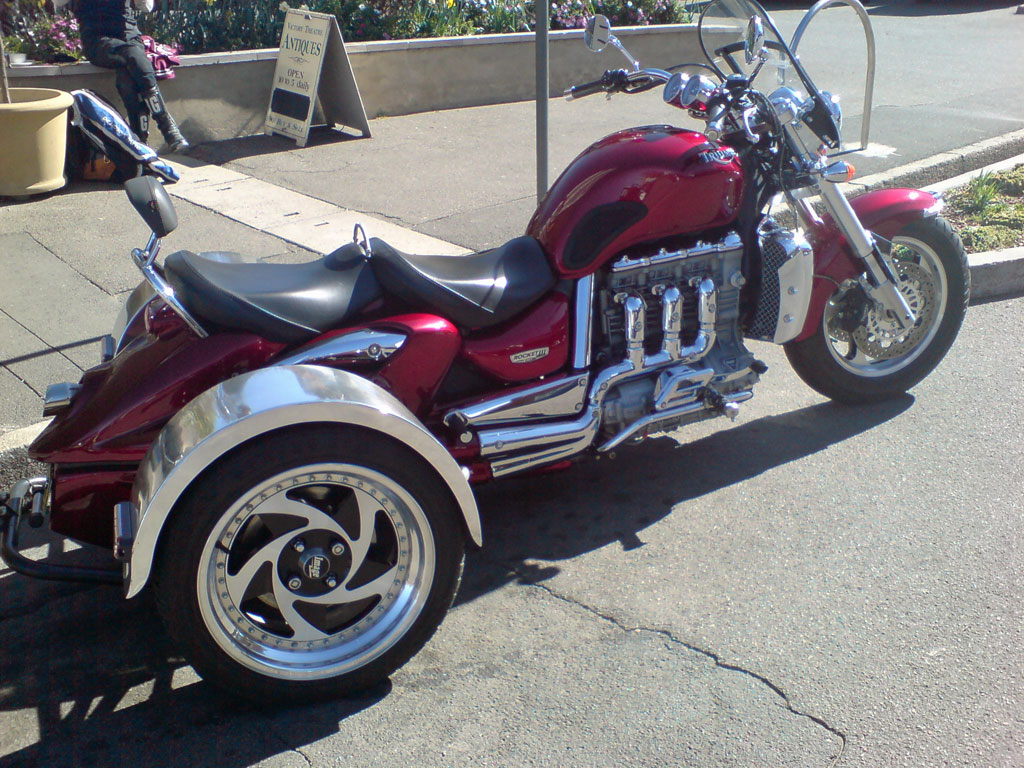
top-left (370, 314), bottom-right (461, 417)
top-left (30, 306), bottom-right (286, 464)
top-left (461, 291), bottom-right (570, 383)
top-left (527, 126), bottom-right (744, 278)
top-left (49, 468), bottom-right (134, 547)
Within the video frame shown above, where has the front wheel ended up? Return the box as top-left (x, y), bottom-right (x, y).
top-left (153, 425), bottom-right (465, 702)
top-left (785, 216), bottom-right (969, 403)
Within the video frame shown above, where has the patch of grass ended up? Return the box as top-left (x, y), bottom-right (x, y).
top-left (943, 163), bottom-right (1024, 254)
top-left (993, 164), bottom-right (1024, 197)
top-left (959, 225), bottom-right (1020, 253)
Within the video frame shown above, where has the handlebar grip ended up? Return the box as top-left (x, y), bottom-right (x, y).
top-left (564, 78), bottom-right (607, 101)
top-left (704, 102), bottom-right (729, 142)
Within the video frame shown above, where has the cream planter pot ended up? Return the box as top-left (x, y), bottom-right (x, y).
top-left (0, 87), bottom-right (74, 197)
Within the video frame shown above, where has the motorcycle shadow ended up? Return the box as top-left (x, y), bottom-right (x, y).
top-left (0, 565), bottom-right (387, 767)
top-left (461, 396), bottom-right (914, 603)
top-left (0, 397), bottom-right (910, 762)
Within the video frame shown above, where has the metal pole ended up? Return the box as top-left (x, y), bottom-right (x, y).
top-left (535, 0), bottom-right (549, 202)
top-left (0, 36), bottom-right (11, 105)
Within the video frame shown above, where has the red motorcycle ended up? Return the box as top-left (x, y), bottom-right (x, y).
top-left (2, 0), bottom-right (968, 701)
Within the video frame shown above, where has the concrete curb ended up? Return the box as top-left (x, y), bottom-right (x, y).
top-left (853, 128), bottom-right (1024, 193)
top-left (922, 150), bottom-right (1024, 304)
top-left (968, 247), bottom-right (1024, 303)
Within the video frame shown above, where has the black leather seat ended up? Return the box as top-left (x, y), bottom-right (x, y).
top-left (163, 243), bottom-right (380, 344)
top-left (369, 236), bottom-right (555, 330)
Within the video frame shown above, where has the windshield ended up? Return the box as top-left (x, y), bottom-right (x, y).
top-left (697, 0), bottom-right (842, 149)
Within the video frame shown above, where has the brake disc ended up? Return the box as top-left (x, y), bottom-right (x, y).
top-left (852, 260), bottom-right (937, 360)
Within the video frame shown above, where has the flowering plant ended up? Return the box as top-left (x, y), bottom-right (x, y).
top-left (24, 13), bottom-right (84, 62)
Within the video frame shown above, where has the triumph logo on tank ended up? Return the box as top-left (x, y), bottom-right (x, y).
top-left (698, 148), bottom-right (737, 164)
top-left (510, 347), bottom-right (550, 364)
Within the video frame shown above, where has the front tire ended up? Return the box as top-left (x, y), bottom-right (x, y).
top-left (785, 216), bottom-right (969, 403)
top-left (153, 425), bottom-right (465, 702)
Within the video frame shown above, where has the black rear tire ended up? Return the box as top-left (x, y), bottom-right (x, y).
top-left (153, 425), bottom-right (465, 703)
top-left (785, 215), bottom-right (969, 404)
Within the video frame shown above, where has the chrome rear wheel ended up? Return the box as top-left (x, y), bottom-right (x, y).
top-left (155, 427), bottom-right (464, 701)
top-left (198, 462), bottom-right (436, 681)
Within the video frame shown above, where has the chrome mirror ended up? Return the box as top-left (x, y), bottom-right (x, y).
top-left (584, 15), bottom-right (612, 52)
top-left (583, 15), bottom-right (640, 71)
top-left (743, 15), bottom-right (766, 65)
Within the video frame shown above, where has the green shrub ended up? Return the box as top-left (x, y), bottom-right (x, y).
top-left (992, 164), bottom-right (1024, 197)
top-left (137, 0), bottom-right (284, 55)
top-left (959, 170), bottom-right (1000, 215)
top-left (959, 224), bottom-right (1019, 253)
top-left (2, 0), bottom-right (698, 56)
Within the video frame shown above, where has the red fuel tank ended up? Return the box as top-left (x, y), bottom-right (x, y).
top-left (527, 126), bottom-right (744, 278)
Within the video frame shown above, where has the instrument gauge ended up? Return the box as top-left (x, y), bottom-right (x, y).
top-left (680, 75), bottom-right (715, 110)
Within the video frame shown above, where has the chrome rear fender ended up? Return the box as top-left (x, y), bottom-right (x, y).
top-left (124, 365), bottom-right (481, 598)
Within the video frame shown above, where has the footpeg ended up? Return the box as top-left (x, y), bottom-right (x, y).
top-left (703, 388), bottom-right (741, 421)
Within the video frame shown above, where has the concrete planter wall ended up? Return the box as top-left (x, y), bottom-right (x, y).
top-left (7, 25), bottom-right (727, 146)
top-left (0, 87), bottom-right (74, 196)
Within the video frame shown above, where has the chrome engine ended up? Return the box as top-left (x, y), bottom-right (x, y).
top-left (442, 230), bottom-right (815, 479)
top-left (595, 232), bottom-right (759, 441)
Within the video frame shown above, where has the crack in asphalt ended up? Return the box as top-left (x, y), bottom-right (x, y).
top-left (268, 724), bottom-right (314, 767)
top-left (511, 565), bottom-right (848, 768)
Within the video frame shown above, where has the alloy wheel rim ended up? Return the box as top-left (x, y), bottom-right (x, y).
top-left (823, 234), bottom-right (948, 378)
top-left (197, 462), bottom-right (435, 680)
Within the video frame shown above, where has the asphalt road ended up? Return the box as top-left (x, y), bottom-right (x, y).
top-left (2, 295), bottom-right (1021, 767)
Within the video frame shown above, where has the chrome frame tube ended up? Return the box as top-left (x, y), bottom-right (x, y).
top-left (790, 0), bottom-right (875, 153)
top-left (131, 236), bottom-right (209, 339)
top-left (572, 274), bottom-right (595, 370)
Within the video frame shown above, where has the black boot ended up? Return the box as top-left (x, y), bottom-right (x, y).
top-left (144, 87), bottom-right (189, 154)
top-left (125, 93), bottom-right (150, 143)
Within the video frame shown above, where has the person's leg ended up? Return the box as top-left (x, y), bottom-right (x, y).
top-left (116, 68), bottom-right (149, 140)
top-left (85, 36), bottom-right (189, 152)
top-left (121, 37), bottom-right (189, 153)
top-left (84, 36), bottom-right (149, 140)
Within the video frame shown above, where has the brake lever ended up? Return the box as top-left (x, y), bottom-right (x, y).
top-left (742, 106), bottom-right (761, 144)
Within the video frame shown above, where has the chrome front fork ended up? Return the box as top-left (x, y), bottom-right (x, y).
top-left (815, 179), bottom-right (917, 329)
top-left (783, 124), bottom-right (916, 329)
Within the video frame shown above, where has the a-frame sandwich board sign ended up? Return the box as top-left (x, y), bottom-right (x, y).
top-left (265, 8), bottom-right (371, 146)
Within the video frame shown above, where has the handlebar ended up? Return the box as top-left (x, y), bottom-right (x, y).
top-left (564, 68), bottom-right (670, 101)
top-left (703, 102), bottom-right (729, 142)
top-left (564, 76), bottom-right (611, 101)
